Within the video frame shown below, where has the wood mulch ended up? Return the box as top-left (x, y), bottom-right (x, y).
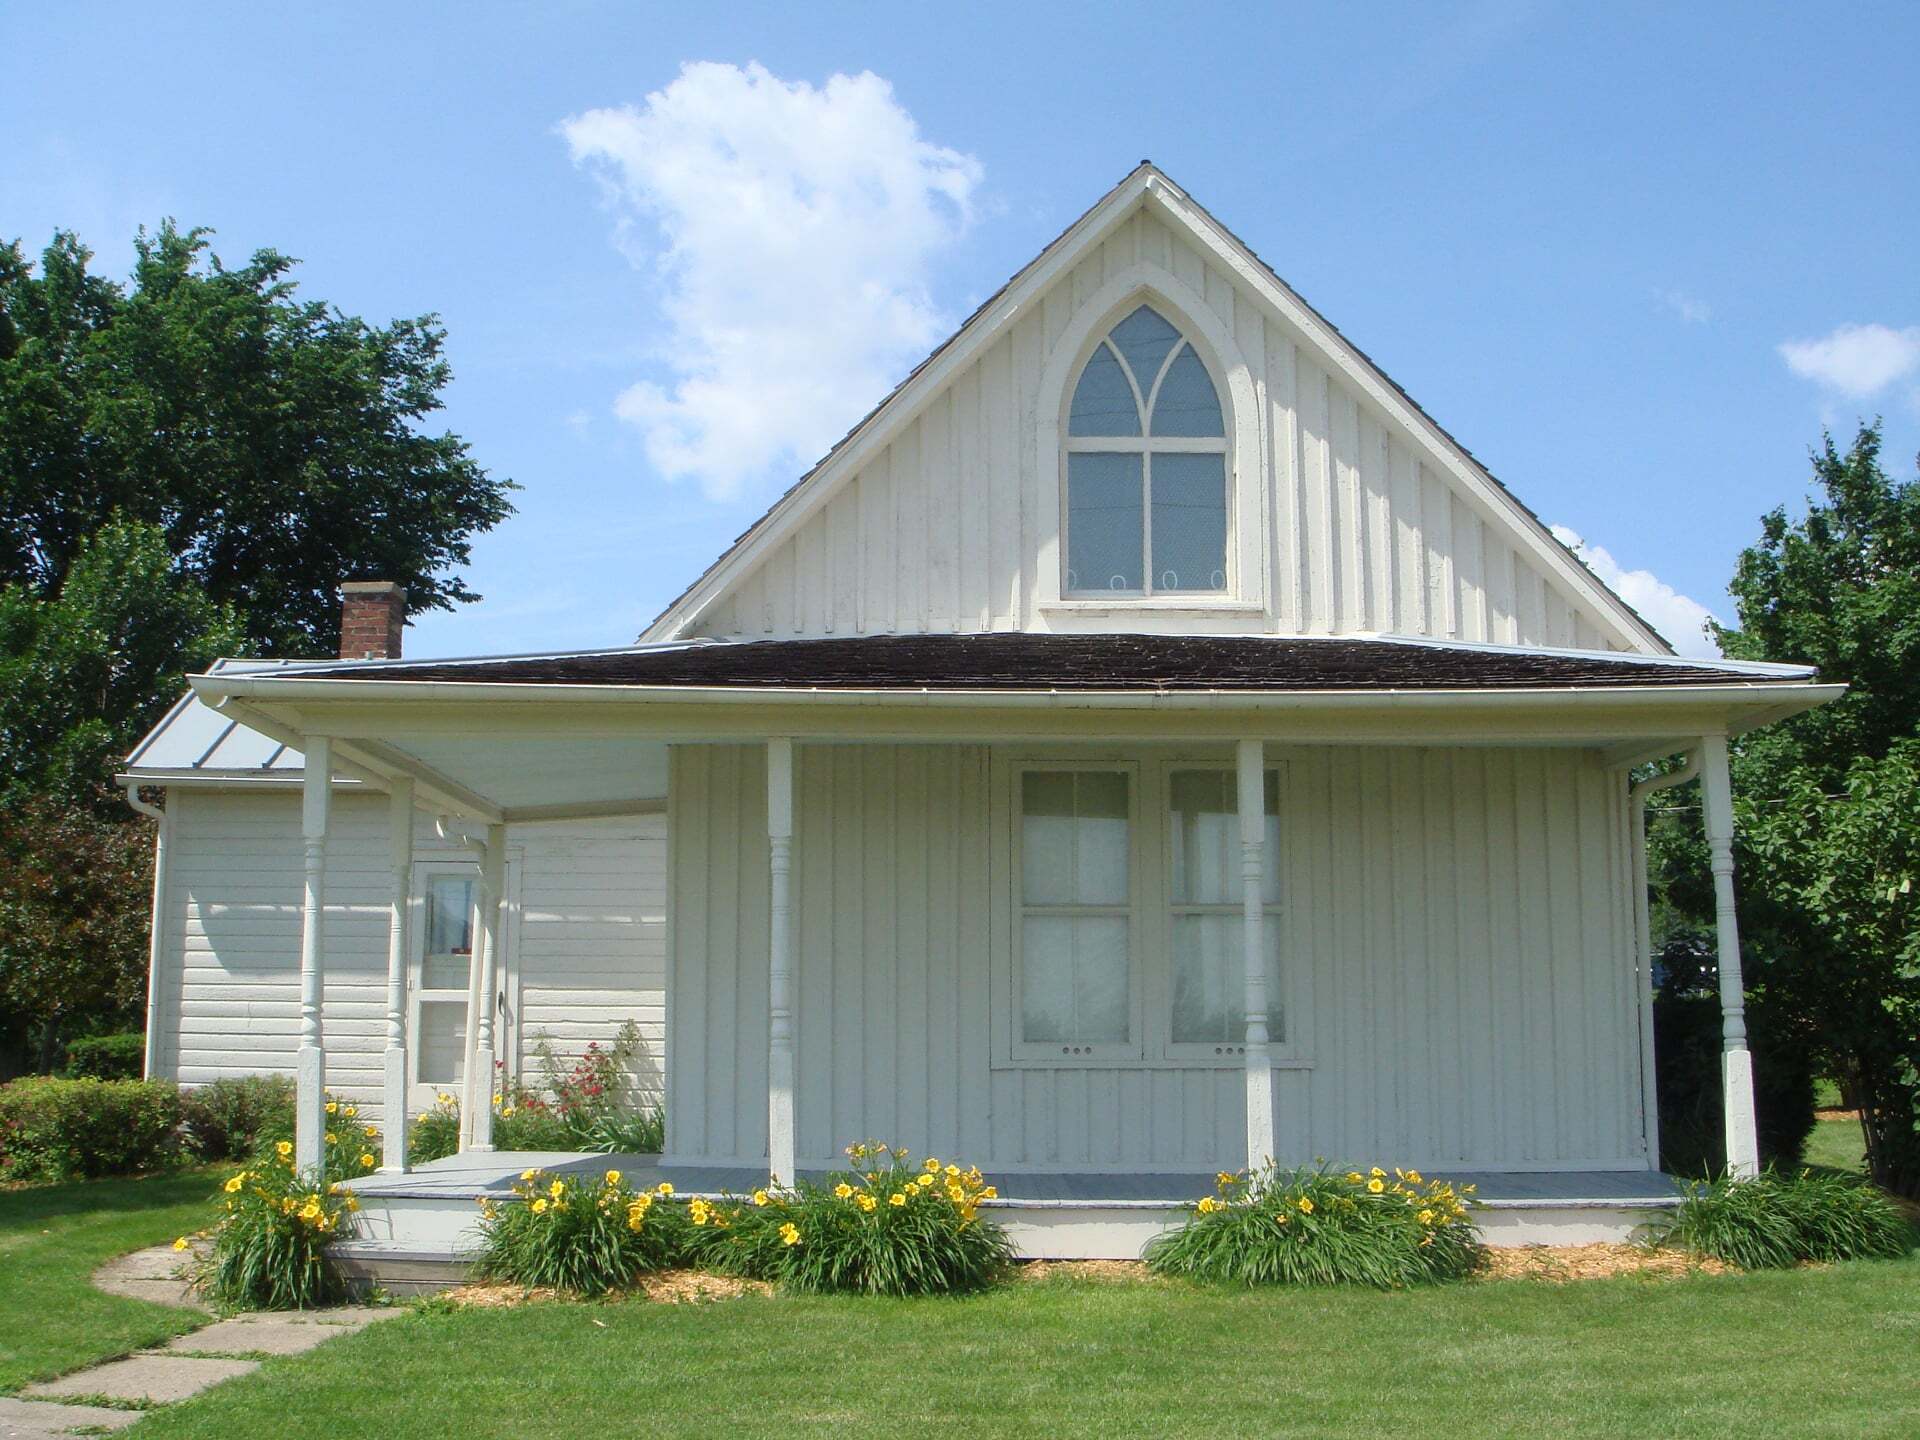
top-left (1016, 1259), bottom-right (1158, 1284)
top-left (1473, 1244), bottom-right (1732, 1283)
top-left (440, 1270), bottom-right (772, 1309)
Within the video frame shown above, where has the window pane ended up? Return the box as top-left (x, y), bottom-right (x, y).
top-left (1108, 306), bottom-right (1180, 401)
top-left (1073, 771), bottom-right (1130, 905)
top-left (417, 999), bottom-right (468, 1084)
top-left (1022, 771), bottom-right (1130, 906)
top-left (422, 874), bottom-right (475, 991)
top-left (1150, 452), bottom-right (1228, 592)
top-left (1068, 343), bottom-right (1140, 437)
top-left (1066, 452), bottom-right (1143, 592)
top-left (1022, 915), bottom-right (1130, 1044)
top-left (1169, 770), bottom-right (1235, 905)
top-left (1150, 345), bottom-right (1225, 437)
top-left (1020, 771), bottom-right (1077, 905)
top-left (1169, 769), bottom-right (1281, 904)
top-left (1171, 916), bottom-right (1284, 1045)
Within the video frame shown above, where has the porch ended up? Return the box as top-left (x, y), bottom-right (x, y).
top-left (183, 631), bottom-right (1834, 1246)
top-left (335, 1150), bottom-right (1689, 1284)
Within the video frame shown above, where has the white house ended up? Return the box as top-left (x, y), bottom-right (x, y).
top-left (123, 165), bottom-right (1837, 1261)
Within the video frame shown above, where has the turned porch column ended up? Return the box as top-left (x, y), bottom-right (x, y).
top-left (465, 823), bottom-right (506, 1152)
top-left (295, 737), bottom-right (333, 1176)
top-left (1237, 739), bottom-right (1275, 1170)
top-left (381, 778), bottom-right (415, 1172)
top-left (767, 737), bottom-right (796, 1186)
top-left (1699, 734), bottom-right (1760, 1177)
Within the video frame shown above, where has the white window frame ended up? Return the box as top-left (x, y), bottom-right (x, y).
top-left (1064, 326), bottom-right (1232, 599)
top-left (406, 856), bottom-right (521, 1109)
top-left (1033, 266), bottom-right (1271, 622)
top-left (1158, 761), bottom-right (1286, 1062)
top-left (1009, 760), bottom-right (1145, 1063)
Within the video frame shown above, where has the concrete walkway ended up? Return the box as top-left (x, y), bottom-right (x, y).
top-left (4, 1246), bottom-right (398, 1438)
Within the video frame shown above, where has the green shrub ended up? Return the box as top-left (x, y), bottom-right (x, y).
top-left (688, 1141), bottom-right (1015, 1296)
top-left (179, 1075), bottom-right (296, 1161)
top-left (0, 1077), bottom-right (181, 1182)
top-left (194, 1141), bottom-right (361, 1309)
top-left (1655, 988), bottom-right (1816, 1174)
top-left (1651, 1168), bottom-right (1916, 1269)
top-left (1145, 1163), bottom-right (1481, 1288)
top-left (62, 1032), bottom-right (146, 1080)
top-left (475, 1166), bottom-right (689, 1296)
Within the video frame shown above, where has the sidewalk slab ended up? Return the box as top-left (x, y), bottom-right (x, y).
top-left (0, 1396), bottom-right (142, 1438)
top-left (166, 1317), bottom-right (347, 1356)
top-left (23, 1354), bottom-right (257, 1405)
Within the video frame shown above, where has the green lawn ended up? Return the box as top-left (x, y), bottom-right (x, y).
top-left (1804, 1113), bottom-right (1869, 1174)
top-left (134, 1255), bottom-right (1920, 1440)
top-left (0, 1169), bottom-right (216, 1391)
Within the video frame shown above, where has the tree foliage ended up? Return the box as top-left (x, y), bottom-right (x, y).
top-left (1700, 423), bottom-right (1920, 1197)
top-left (0, 516), bottom-right (242, 808)
top-left (0, 222), bottom-right (513, 656)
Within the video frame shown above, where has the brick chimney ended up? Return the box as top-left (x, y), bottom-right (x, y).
top-left (339, 581), bottom-right (407, 660)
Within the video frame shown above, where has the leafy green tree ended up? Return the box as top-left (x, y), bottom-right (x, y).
top-left (0, 222), bottom-right (513, 655)
top-left (0, 516), bottom-right (243, 808)
top-left (1695, 423), bottom-right (1920, 1197)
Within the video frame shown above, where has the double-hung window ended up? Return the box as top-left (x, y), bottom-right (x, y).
top-left (1165, 768), bottom-right (1284, 1058)
top-left (1016, 768), bottom-right (1136, 1057)
top-left (1065, 304), bottom-right (1229, 597)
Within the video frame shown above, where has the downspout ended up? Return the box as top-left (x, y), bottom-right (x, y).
top-left (123, 782), bottom-right (171, 1081)
top-left (1627, 752), bottom-right (1698, 1170)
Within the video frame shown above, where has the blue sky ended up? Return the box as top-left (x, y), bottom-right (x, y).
top-left (4, 2), bottom-right (1916, 658)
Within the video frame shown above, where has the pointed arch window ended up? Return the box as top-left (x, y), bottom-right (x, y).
top-left (1064, 304), bottom-right (1229, 596)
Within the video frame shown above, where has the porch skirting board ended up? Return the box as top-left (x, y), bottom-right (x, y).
top-left (341, 1153), bottom-right (1683, 1273)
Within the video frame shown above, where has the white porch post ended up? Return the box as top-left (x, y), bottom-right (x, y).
top-left (1237, 739), bottom-right (1275, 1171)
top-left (1699, 734), bottom-right (1760, 1177)
top-left (381, 778), bottom-right (415, 1172)
top-left (296, 737), bottom-right (332, 1177)
top-left (767, 737), bottom-right (796, 1186)
top-left (466, 823), bottom-right (506, 1152)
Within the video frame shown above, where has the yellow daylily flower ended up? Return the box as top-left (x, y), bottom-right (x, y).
top-left (1298, 1197), bottom-right (1315, 1214)
top-left (1346, 1171), bottom-right (1365, 1185)
top-left (924, 1157), bottom-right (941, 1173)
top-left (344, 1105), bottom-right (357, 1118)
top-left (360, 1153), bottom-right (376, 1169)
top-left (532, 1197), bottom-right (548, 1214)
top-left (325, 1101), bottom-right (337, 1115)
top-left (224, 1175), bottom-right (245, 1193)
top-left (856, 1192), bottom-right (877, 1212)
top-left (835, 1182), bottom-right (855, 1200)
top-left (656, 1182), bottom-right (674, 1196)
top-left (752, 1189), bottom-right (770, 1207)
top-left (1367, 1178), bottom-right (1385, 1194)
top-left (888, 1192), bottom-right (907, 1207)
top-left (982, 1186), bottom-right (997, 1199)
top-left (548, 1180), bottom-right (566, 1199)
top-left (275, 1141), bottom-right (293, 1158)
top-left (604, 1170), bottom-right (622, 1187)
top-left (779, 1222), bottom-right (800, 1246)
top-left (172, 1236), bottom-right (190, 1251)
top-left (1196, 1195), bottom-right (1219, 1215)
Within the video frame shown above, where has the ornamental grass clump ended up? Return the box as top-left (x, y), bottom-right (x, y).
top-left (688, 1141), bottom-right (1014, 1296)
top-left (1651, 1168), bottom-right (1915, 1270)
top-left (475, 1168), bottom-right (689, 1296)
top-left (193, 1139), bottom-right (361, 1309)
top-left (1145, 1163), bottom-right (1481, 1288)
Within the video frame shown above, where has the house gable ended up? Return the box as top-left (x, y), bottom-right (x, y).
top-left (644, 166), bottom-right (1668, 655)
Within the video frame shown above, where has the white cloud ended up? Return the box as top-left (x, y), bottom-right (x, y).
top-left (561, 62), bottom-right (982, 500)
top-left (1549, 526), bottom-right (1722, 658)
top-left (1777, 322), bottom-right (1920, 399)
top-left (1655, 288), bottom-right (1711, 325)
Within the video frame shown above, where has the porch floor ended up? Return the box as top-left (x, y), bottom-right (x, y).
top-left (348, 1152), bottom-right (1684, 1210)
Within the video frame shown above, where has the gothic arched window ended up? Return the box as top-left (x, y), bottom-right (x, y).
top-left (1064, 304), bottom-right (1228, 595)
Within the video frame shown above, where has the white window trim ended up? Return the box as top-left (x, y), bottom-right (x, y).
top-left (992, 750), bottom-right (1310, 1072)
top-left (1008, 760), bottom-right (1145, 1063)
top-left (1034, 263), bottom-right (1270, 621)
top-left (1157, 759), bottom-right (1288, 1063)
top-left (407, 855), bottom-right (522, 1107)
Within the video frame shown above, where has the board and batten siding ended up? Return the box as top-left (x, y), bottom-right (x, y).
top-left (687, 205), bottom-right (1620, 652)
top-left (668, 742), bottom-right (1649, 1173)
top-left (153, 788), bottom-right (666, 1121)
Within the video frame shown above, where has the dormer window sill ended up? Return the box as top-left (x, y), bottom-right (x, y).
top-left (1043, 598), bottom-right (1269, 615)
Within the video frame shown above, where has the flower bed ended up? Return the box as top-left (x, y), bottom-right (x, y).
top-left (192, 1138), bottom-right (365, 1309)
top-left (474, 1168), bottom-right (689, 1296)
top-left (1145, 1163), bottom-right (1481, 1288)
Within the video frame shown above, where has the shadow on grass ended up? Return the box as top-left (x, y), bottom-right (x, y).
top-left (0, 1169), bottom-right (218, 1227)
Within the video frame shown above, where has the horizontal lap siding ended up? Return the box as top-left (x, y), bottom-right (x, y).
top-left (670, 742), bottom-right (1646, 1174)
top-left (161, 790), bottom-right (665, 1124)
top-left (693, 207), bottom-right (1622, 651)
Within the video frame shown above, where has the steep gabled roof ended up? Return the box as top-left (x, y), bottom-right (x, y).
top-left (641, 162), bottom-right (1672, 654)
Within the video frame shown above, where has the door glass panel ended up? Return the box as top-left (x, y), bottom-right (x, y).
top-left (416, 999), bottom-right (468, 1084)
top-left (422, 875), bottom-right (475, 990)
